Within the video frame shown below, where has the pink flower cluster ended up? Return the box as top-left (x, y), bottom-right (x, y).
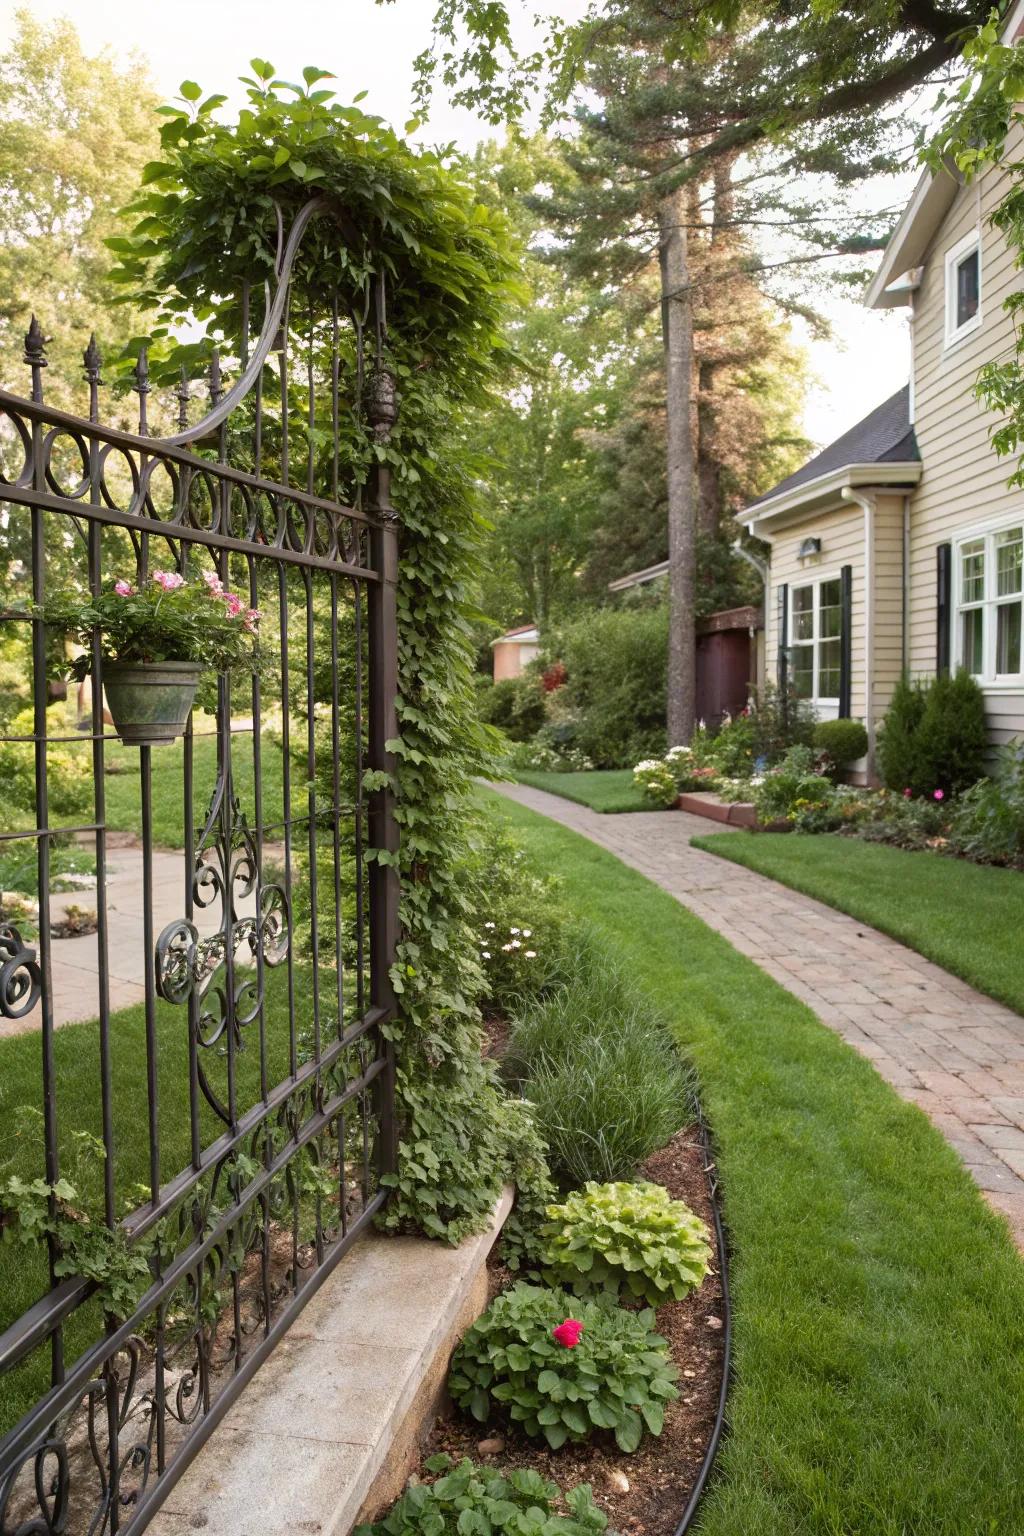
top-left (903, 787), bottom-right (946, 802)
top-left (552, 1318), bottom-right (584, 1349)
top-left (113, 570), bottom-right (260, 634)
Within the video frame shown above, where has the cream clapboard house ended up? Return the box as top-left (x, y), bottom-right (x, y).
top-left (740, 23), bottom-right (1024, 777)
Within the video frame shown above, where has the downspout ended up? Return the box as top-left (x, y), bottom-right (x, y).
top-left (902, 494), bottom-right (911, 674)
top-left (732, 540), bottom-right (770, 697)
top-left (841, 487), bottom-right (877, 779)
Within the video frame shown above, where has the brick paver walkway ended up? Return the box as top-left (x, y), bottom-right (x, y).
top-left (496, 781), bottom-right (1024, 1245)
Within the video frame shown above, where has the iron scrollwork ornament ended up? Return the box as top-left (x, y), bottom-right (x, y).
top-left (0, 923), bottom-right (41, 1021)
top-left (155, 793), bottom-right (289, 1124)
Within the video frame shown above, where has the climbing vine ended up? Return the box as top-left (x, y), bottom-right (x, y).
top-left (111, 64), bottom-right (549, 1245)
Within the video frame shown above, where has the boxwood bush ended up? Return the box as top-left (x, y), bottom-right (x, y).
top-left (449, 1281), bottom-right (678, 1453)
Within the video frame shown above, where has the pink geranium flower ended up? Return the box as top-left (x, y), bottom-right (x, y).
top-left (903, 788), bottom-right (912, 799)
top-left (203, 571), bottom-right (225, 595)
top-left (933, 788), bottom-right (945, 802)
top-left (221, 592), bottom-right (244, 617)
top-left (152, 570), bottom-right (185, 591)
top-left (552, 1318), bottom-right (584, 1349)
top-left (114, 580), bottom-right (135, 596)
top-left (243, 608), bottom-right (261, 633)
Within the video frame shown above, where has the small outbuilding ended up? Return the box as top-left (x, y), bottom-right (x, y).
top-left (490, 624), bottom-right (540, 682)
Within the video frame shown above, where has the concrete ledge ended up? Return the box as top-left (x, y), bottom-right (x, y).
top-left (148, 1187), bottom-right (514, 1536)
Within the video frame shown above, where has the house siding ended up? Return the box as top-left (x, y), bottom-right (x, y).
top-left (764, 495), bottom-right (905, 732)
top-left (908, 141), bottom-right (1024, 742)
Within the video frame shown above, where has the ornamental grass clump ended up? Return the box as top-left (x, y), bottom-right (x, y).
top-left (449, 1281), bottom-right (678, 1453)
top-left (539, 1181), bottom-right (710, 1307)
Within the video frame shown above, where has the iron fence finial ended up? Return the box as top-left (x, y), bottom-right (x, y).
top-left (133, 346), bottom-right (151, 435)
top-left (23, 313), bottom-right (49, 403)
top-left (84, 333), bottom-right (104, 423)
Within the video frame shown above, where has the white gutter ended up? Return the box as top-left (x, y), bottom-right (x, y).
top-left (741, 461), bottom-right (922, 537)
top-left (842, 487), bottom-right (878, 778)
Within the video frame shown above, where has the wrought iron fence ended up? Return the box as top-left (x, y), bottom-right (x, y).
top-left (0, 198), bottom-right (400, 1533)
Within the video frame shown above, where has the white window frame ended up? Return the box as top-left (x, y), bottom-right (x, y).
top-left (788, 572), bottom-right (843, 714)
top-left (944, 228), bottom-right (982, 348)
top-left (952, 514), bottom-right (1024, 687)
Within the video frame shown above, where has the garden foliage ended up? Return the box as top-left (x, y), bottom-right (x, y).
top-left (477, 674), bottom-right (547, 742)
top-left (813, 718), bottom-right (868, 771)
top-left (449, 1281), bottom-right (679, 1452)
top-left (354, 1455), bottom-right (608, 1536)
top-left (539, 1181), bottom-right (710, 1307)
top-left (551, 604), bottom-right (669, 768)
top-left (113, 66), bottom-right (552, 1246)
top-left (949, 742), bottom-right (1024, 865)
top-left (878, 671), bottom-right (988, 797)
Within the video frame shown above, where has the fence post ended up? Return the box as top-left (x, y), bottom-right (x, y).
top-left (365, 357), bottom-right (401, 1179)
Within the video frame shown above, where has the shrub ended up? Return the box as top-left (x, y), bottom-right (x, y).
top-left (814, 718), bottom-right (869, 772)
top-left (355, 1455), bottom-right (609, 1536)
top-left (948, 742), bottom-right (1024, 866)
top-left (465, 823), bottom-right (573, 1009)
top-left (448, 1282), bottom-right (679, 1452)
top-left (705, 710), bottom-right (758, 777)
top-left (632, 758), bottom-right (678, 807)
top-left (913, 670), bottom-right (989, 796)
top-left (855, 790), bottom-right (949, 851)
top-left (539, 1181), bottom-right (710, 1307)
top-left (750, 744), bottom-right (832, 826)
top-left (478, 675), bottom-right (546, 742)
top-left (0, 706), bottom-right (92, 827)
top-left (504, 945), bottom-right (691, 1187)
top-left (878, 671), bottom-right (988, 797)
top-left (746, 682), bottom-right (816, 764)
top-left (555, 605), bottom-right (668, 768)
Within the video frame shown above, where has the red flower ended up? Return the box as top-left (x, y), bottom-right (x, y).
top-left (552, 1318), bottom-right (584, 1349)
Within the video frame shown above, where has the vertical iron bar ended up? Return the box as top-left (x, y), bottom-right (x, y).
top-left (305, 567), bottom-right (321, 1064)
top-left (277, 566), bottom-right (297, 1077)
top-left (330, 574), bottom-right (343, 1040)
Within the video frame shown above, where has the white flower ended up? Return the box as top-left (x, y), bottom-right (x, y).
top-left (522, 928), bottom-right (532, 938)
top-left (501, 943), bottom-right (513, 952)
top-left (482, 951), bottom-right (491, 959)
top-left (484, 921), bottom-right (495, 930)
top-left (525, 950), bottom-right (536, 959)
top-left (510, 926), bottom-right (520, 935)
top-left (509, 940), bottom-right (521, 949)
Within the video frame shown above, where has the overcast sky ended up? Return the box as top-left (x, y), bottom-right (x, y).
top-left (4, 0), bottom-right (914, 449)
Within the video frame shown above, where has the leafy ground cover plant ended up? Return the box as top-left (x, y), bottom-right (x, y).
top-left (36, 571), bottom-right (261, 676)
top-left (539, 1181), bottom-right (710, 1307)
top-left (449, 1282), bottom-right (678, 1452)
top-left (947, 741), bottom-right (1024, 867)
top-left (354, 1454), bottom-right (609, 1536)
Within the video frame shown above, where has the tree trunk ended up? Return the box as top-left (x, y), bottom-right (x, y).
top-left (659, 187), bottom-right (696, 746)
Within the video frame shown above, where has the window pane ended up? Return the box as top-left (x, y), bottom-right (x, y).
top-left (790, 643), bottom-right (813, 699)
top-left (819, 578), bottom-right (842, 639)
top-left (961, 606), bottom-right (984, 675)
top-left (961, 539), bottom-right (985, 604)
top-left (997, 528), bottom-right (1023, 596)
top-left (997, 601), bottom-right (1022, 675)
top-left (792, 585), bottom-right (813, 642)
top-left (957, 248), bottom-right (979, 329)
top-left (817, 638), bottom-right (841, 700)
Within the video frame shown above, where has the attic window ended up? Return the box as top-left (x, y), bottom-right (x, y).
top-left (945, 231), bottom-right (982, 345)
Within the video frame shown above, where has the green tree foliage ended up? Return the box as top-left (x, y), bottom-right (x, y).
top-left (0, 11), bottom-right (159, 410)
top-left (552, 602), bottom-right (669, 767)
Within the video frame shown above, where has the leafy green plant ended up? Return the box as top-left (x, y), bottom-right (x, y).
top-left (478, 675), bottom-right (547, 742)
top-left (539, 1181), bottom-right (710, 1307)
top-left (552, 604), bottom-right (668, 768)
top-left (632, 757), bottom-right (678, 807)
top-left (0, 706), bottom-right (91, 830)
top-left (949, 742), bottom-right (1024, 867)
top-left (814, 718), bottom-right (869, 772)
top-left (36, 571), bottom-right (262, 676)
top-left (751, 745), bottom-right (833, 826)
top-left (355, 1454), bottom-right (609, 1536)
top-left (878, 671), bottom-right (987, 798)
top-left (449, 1282), bottom-right (678, 1452)
top-left (504, 943), bottom-right (691, 1187)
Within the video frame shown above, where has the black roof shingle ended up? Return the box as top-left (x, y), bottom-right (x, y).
top-left (748, 384), bottom-right (919, 509)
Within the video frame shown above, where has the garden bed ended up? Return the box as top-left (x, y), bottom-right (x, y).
top-left (426, 1124), bottom-right (728, 1536)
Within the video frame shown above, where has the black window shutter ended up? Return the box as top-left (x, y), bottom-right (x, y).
top-left (776, 582), bottom-right (789, 692)
top-left (839, 564), bottom-right (853, 718)
top-left (936, 542), bottom-right (952, 675)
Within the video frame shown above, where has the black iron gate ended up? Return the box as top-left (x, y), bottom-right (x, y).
top-left (0, 198), bottom-right (400, 1533)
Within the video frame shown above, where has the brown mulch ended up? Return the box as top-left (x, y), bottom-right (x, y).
top-left (425, 1128), bottom-right (725, 1536)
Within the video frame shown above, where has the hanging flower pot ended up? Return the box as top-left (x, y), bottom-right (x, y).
top-left (101, 659), bottom-right (204, 747)
top-left (33, 569), bottom-right (262, 750)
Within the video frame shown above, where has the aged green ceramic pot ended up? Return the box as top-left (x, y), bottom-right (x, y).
top-left (101, 660), bottom-right (203, 746)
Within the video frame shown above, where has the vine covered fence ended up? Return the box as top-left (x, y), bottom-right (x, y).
top-left (0, 195), bottom-right (402, 1534)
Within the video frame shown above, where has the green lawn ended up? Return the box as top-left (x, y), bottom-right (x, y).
top-left (103, 724), bottom-right (292, 848)
top-left (483, 787), bottom-right (1024, 1536)
top-left (693, 831), bottom-right (1024, 1017)
top-left (509, 768), bottom-right (652, 814)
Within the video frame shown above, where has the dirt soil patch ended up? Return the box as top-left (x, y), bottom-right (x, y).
top-left (426, 1126), bottom-right (725, 1536)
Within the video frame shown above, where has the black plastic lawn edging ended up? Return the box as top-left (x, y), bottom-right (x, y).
top-left (674, 1096), bottom-right (732, 1535)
